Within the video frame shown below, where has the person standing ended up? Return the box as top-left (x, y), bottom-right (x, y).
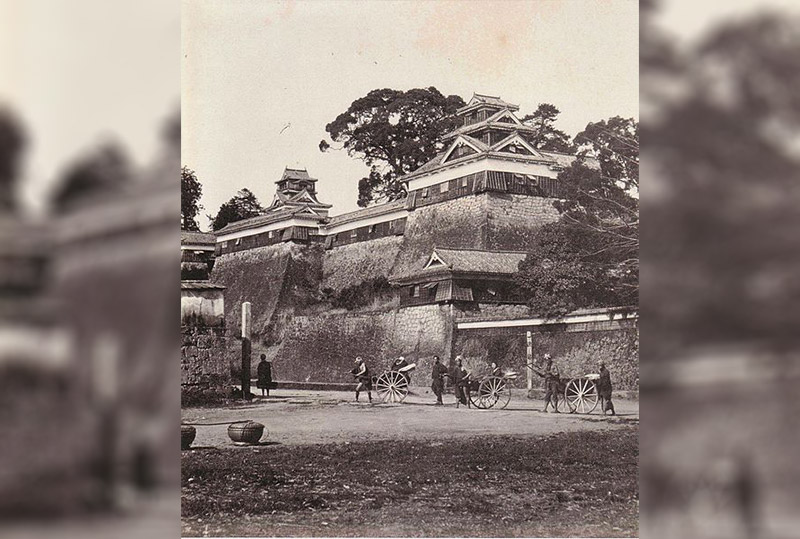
top-left (430, 355), bottom-right (448, 405)
top-left (256, 354), bottom-right (272, 397)
top-left (533, 353), bottom-right (560, 413)
top-left (350, 356), bottom-right (372, 403)
top-left (452, 356), bottom-right (471, 408)
top-left (597, 362), bottom-right (615, 416)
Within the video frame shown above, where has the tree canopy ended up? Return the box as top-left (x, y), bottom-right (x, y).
top-left (520, 103), bottom-right (574, 153)
top-left (210, 188), bottom-right (265, 231)
top-left (181, 166), bottom-right (203, 231)
top-left (574, 116), bottom-right (639, 190)
top-left (320, 87), bottom-right (465, 207)
top-left (514, 117), bottom-right (639, 317)
top-left (515, 220), bottom-right (637, 316)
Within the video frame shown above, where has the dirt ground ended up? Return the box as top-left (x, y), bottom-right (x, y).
top-left (181, 388), bottom-right (639, 448)
top-left (182, 389), bottom-right (639, 537)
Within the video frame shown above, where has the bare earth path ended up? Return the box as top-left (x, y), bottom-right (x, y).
top-left (181, 389), bottom-right (639, 448)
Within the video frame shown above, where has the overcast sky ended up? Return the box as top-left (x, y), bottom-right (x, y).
top-left (183, 0), bottom-right (640, 229)
top-left (4, 1), bottom-right (797, 223)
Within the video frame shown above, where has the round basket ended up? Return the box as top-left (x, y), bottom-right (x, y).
top-left (227, 421), bottom-right (265, 445)
top-left (181, 425), bottom-right (197, 450)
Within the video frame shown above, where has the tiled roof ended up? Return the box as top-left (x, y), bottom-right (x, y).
top-left (392, 248), bottom-right (528, 283)
top-left (443, 109), bottom-right (536, 140)
top-left (181, 231), bottom-right (216, 246)
top-left (458, 93), bottom-right (519, 113)
top-left (325, 199), bottom-right (407, 228)
top-left (461, 134), bottom-right (490, 153)
top-left (433, 248), bottom-right (528, 274)
top-left (406, 143), bottom-right (568, 181)
top-left (412, 150), bottom-right (448, 175)
top-left (280, 167), bottom-right (317, 182)
top-left (409, 134), bottom-right (490, 177)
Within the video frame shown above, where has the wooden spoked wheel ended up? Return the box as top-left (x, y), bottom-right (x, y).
top-left (564, 378), bottom-right (599, 414)
top-left (375, 371), bottom-right (409, 403)
top-left (471, 376), bottom-right (512, 410)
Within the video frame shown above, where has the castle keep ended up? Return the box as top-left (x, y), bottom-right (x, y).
top-left (201, 94), bottom-right (638, 391)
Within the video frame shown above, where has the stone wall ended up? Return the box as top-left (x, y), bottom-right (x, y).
top-left (208, 191), bottom-right (630, 390)
top-left (485, 194), bottom-right (561, 250)
top-left (272, 304), bottom-right (452, 386)
top-left (181, 325), bottom-right (228, 404)
top-left (322, 235), bottom-right (404, 292)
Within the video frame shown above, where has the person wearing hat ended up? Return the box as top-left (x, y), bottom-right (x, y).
top-left (533, 353), bottom-right (560, 413)
top-left (597, 362), bottom-right (615, 415)
top-left (350, 356), bottom-right (372, 403)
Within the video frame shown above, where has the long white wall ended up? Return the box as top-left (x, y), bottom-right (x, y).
top-left (216, 216), bottom-right (320, 243)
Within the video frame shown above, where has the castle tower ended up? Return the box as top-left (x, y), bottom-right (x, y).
top-left (215, 167), bottom-right (332, 255)
top-left (401, 92), bottom-right (586, 210)
top-left (269, 167), bottom-right (331, 215)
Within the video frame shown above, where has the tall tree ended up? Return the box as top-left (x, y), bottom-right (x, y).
top-left (515, 220), bottom-right (637, 317)
top-left (0, 107), bottom-right (26, 212)
top-left (181, 166), bottom-right (203, 231)
top-left (574, 116), bottom-right (639, 191)
top-left (514, 118), bottom-right (639, 317)
top-left (210, 188), bottom-right (265, 231)
top-left (51, 141), bottom-right (132, 211)
top-left (320, 87), bottom-right (465, 207)
top-left (520, 103), bottom-right (574, 153)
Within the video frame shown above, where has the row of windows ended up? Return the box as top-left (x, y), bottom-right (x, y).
top-left (327, 218), bottom-right (406, 248)
top-left (220, 228), bottom-right (281, 249)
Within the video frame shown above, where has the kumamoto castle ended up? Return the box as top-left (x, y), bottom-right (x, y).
top-left (180, 93), bottom-right (639, 401)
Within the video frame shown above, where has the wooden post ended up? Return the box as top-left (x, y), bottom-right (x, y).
top-left (241, 302), bottom-right (252, 400)
top-left (526, 330), bottom-right (533, 391)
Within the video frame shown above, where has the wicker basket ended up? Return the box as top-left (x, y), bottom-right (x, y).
top-left (227, 421), bottom-right (265, 445)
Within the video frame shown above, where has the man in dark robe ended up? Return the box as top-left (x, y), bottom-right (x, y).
top-left (256, 354), bottom-right (273, 397)
top-left (430, 355), bottom-right (448, 405)
top-left (597, 362), bottom-right (615, 415)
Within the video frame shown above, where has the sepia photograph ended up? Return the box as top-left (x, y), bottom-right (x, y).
top-left (181, 1), bottom-right (638, 537)
top-left (2, 0), bottom-right (800, 538)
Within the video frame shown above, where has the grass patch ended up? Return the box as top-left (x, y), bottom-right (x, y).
top-left (182, 428), bottom-right (638, 537)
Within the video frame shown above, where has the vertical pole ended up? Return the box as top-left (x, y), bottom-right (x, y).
top-left (526, 330), bottom-right (533, 391)
top-left (241, 302), bottom-right (251, 400)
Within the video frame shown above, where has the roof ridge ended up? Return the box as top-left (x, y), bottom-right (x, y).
top-left (473, 92), bottom-right (501, 99)
top-left (434, 246), bottom-right (529, 255)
